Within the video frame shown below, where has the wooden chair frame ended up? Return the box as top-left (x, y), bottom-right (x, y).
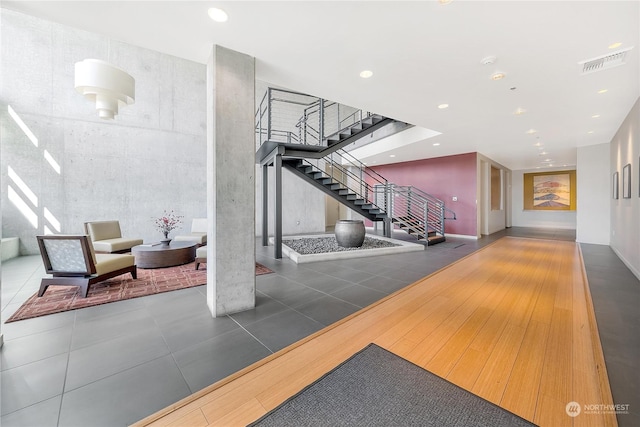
top-left (37, 235), bottom-right (137, 298)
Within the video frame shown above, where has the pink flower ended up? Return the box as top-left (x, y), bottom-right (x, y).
top-left (153, 210), bottom-right (184, 234)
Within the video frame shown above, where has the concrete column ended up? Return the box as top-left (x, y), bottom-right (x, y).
top-left (206, 45), bottom-right (255, 317)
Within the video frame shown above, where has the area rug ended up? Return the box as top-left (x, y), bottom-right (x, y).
top-left (249, 344), bottom-right (537, 427)
top-left (6, 262), bottom-right (273, 323)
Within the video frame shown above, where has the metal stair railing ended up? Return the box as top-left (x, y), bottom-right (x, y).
top-left (381, 185), bottom-right (456, 238)
top-left (318, 150), bottom-right (456, 241)
top-left (300, 149), bottom-right (389, 215)
top-left (322, 146), bottom-right (449, 239)
top-left (255, 87), bottom-right (378, 149)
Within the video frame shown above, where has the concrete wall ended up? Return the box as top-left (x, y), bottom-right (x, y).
top-left (0, 9), bottom-right (207, 255)
top-left (576, 143), bottom-right (610, 245)
top-left (511, 169), bottom-right (577, 230)
top-left (610, 97), bottom-right (640, 279)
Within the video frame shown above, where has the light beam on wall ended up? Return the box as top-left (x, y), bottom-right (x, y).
top-left (7, 105), bottom-right (38, 147)
top-left (8, 186), bottom-right (38, 228)
top-left (8, 166), bottom-right (38, 207)
top-left (74, 59), bottom-right (135, 119)
top-left (44, 207), bottom-right (61, 232)
top-left (44, 150), bottom-right (61, 174)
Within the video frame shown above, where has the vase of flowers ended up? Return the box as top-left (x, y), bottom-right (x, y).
top-left (153, 210), bottom-right (183, 245)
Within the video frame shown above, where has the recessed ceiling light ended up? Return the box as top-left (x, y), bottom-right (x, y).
top-left (208, 7), bottom-right (228, 22)
top-left (526, 129), bottom-right (537, 135)
top-left (591, 114), bottom-right (600, 118)
top-left (609, 42), bottom-right (623, 49)
top-left (389, 154), bottom-right (396, 158)
top-left (538, 151), bottom-right (548, 155)
top-left (439, 0), bottom-right (453, 4)
top-left (588, 130), bottom-right (595, 134)
top-left (438, 104), bottom-right (449, 109)
top-left (433, 143), bottom-right (441, 146)
top-left (491, 72), bottom-right (506, 81)
top-left (514, 108), bottom-right (526, 115)
top-left (597, 89), bottom-right (608, 94)
top-left (359, 70), bottom-right (373, 79)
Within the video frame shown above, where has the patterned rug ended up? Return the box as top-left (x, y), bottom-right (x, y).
top-left (5, 262), bottom-right (273, 323)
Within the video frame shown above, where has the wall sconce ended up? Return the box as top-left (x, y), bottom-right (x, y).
top-left (74, 59), bottom-right (135, 119)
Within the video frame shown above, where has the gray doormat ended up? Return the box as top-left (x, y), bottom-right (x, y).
top-left (249, 344), bottom-right (536, 427)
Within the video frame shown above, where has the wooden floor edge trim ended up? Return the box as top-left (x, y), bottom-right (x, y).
top-left (577, 244), bottom-right (618, 427)
top-left (130, 238), bottom-right (506, 427)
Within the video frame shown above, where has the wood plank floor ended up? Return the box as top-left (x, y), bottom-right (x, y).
top-left (132, 237), bottom-right (616, 427)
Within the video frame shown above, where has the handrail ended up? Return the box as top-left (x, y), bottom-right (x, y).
top-left (297, 158), bottom-right (386, 213)
top-left (336, 148), bottom-right (387, 186)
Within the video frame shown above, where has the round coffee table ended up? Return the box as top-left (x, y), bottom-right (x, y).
top-left (131, 241), bottom-right (197, 269)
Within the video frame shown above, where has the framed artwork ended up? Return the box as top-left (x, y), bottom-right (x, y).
top-left (523, 170), bottom-right (576, 211)
top-left (622, 163), bottom-right (631, 199)
top-left (613, 172), bottom-right (619, 199)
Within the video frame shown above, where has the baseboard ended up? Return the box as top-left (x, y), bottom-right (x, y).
top-left (444, 233), bottom-right (479, 240)
top-left (610, 246), bottom-right (640, 282)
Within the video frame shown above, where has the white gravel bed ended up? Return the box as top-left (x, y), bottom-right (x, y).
top-left (282, 236), bottom-right (399, 255)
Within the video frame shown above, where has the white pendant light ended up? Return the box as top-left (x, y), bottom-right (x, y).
top-left (74, 59), bottom-right (135, 119)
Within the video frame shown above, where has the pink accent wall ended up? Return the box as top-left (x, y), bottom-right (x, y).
top-left (368, 152), bottom-right (477, 236)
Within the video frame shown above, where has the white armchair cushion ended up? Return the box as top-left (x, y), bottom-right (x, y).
top-left (92, 238), bottom-right (144, 253)
top-left (196, 246), bottom-right (207, 259)
top-left (174, 218), bottom-right (207, 245)
top-left (95, 254), bottom-right (136, 276)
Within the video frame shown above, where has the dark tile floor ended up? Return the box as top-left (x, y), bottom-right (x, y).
top-left (0, 227), bottom-right (637, 427)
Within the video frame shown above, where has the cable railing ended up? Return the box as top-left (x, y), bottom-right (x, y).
top-left (377, 185), bottom-right (455, 238)
top-left (300, 150), bottom-right (388, 212)
top-left (255, 87), bottom-right (376, 148)
top-left (320, 149), bottom-right (455, 239)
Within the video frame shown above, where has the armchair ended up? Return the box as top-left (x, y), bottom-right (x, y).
top-left (84, 220), bottom-right (143, 253)
top-left (36, 235), bottom-right (137, 298)
top-left (195, 246), bottom-right (207, 270)
top-left (173, 218), bottom-right (207, 246)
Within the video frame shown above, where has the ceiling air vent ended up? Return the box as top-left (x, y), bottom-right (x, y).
top-left (579, 47), bottom-right (634, 75)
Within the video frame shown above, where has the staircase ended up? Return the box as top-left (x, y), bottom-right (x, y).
top-left (281, 149), bottom-right (455, 245)
top-left (282, 158), bottom-right (386, 223)
top-left (256, 87), bottom-right (456, 251)
top-left (382, 185), bottom-right (453, 245)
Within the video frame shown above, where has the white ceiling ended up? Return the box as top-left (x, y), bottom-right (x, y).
top-left (4, 0), bottom-right (639, 170)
